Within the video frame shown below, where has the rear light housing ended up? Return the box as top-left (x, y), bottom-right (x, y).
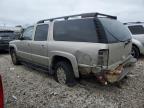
top-left (98, 49), bottom-right (109, 66)
top-left (0, 75), bottom-right (4, 108)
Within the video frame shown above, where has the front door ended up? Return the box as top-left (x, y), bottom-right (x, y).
top-left (17, 26), bottom-right (34, 62)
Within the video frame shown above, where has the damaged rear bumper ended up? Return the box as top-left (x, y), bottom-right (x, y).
top-left (104, 65), bottom-right (131, 83)
top-left (78, 56), bottom-right (137, 83)
top-left (102, 56), bottom-right (137, 83)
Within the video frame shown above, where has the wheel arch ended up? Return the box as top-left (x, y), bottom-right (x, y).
top-left (9, 44), bottom-right (17, 53)
top-left (132, 44), bottom-right (140, 54)
top-left (9, 46), bottom-right (15, 54)
top-left (50, 52), bottom-right (79, 78)
top-left (132, 39), bottom-right (141, 54)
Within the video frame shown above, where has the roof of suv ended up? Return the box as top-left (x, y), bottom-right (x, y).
top-left (37, 12), bottom-right (117, 24)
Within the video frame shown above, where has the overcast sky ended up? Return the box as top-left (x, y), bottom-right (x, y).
top-left (0, 0), bottom-right (144, 26)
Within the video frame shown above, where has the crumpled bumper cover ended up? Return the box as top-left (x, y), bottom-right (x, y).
top-left (105, 56), bottom-right (137, 83)
top-left (78, 56), bottom-right (137, 83)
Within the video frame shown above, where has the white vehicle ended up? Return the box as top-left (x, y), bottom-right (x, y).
top-left (124, 22), bottom-right (144, 58)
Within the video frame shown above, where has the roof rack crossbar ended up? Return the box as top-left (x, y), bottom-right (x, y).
top-left (37, 12), bottom-right (117, 24)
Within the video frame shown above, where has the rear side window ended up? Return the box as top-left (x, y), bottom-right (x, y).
top-left (128, 25), bottom-right (144, 35)
top-left (53, 18), bottom-right (98, 43)
top-left (34, 24), bottom-right (49, 41)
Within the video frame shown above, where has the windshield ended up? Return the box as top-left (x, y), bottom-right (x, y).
top-left (128, 25), bottom-right (144, 35)
top-left (99, 18), bottom-right (131, 42)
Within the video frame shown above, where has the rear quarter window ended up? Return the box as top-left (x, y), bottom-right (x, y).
top-left (53, 18), bottom-right (99, 43)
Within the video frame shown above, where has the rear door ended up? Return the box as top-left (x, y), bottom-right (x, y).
top-left (30, 24), bottom-right (49, 67)
top-left (99, 18), bottom-right (132, 68)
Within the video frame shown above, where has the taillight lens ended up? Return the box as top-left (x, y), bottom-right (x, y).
top-left (98, 49), bottom-right (109, 66)
top-left (0, 75), bottom-right (4, 108)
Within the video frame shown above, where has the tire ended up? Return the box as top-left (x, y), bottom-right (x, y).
top-left (10, 49), bottom-right (20, 65)
top-left (131, 45), bottom-right (140, 59)
top-left (54, 61), bottom-right (77, 87)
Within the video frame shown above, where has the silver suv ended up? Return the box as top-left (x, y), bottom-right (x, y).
top-left (9, 13), bottom-right (136, 86)
top-left (124, 22), bottom-right (144, 58)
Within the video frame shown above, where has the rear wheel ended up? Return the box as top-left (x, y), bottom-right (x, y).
top-left (54, 61), bottom-right (77, 86)
top-left (10, 50), bottom-right (20, 65)
top-left (131, 45), bottom-right (140, 59)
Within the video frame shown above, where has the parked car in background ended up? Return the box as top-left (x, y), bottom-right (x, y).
top-left (124, 22), bottom-right (144, 58)
top-left (0, 26), bottom-right (22, 51)
top-left (0, 30), bottom-right (15, 51)
top-left (9, 13), bottom-right (136, 86)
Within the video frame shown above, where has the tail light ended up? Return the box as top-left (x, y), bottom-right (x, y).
top-left (98, 49), bottom-right (109, 66)
top-left (0, 75), bottom-right (4, 108)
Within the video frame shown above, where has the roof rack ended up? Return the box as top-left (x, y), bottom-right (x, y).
top-left (37, 12), bottom-right (117, 24)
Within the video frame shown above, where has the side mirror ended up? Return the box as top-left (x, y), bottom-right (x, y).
top-left (19, 36), bottom-right (24, 40)
top-left (18, 28), bottom-right (25, 40)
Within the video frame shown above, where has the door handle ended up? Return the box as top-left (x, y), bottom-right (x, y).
top-left (41, 45), bottom-right (45, 47)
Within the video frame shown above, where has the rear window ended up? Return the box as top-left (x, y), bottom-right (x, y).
top-left (128, 25), bottom-right (144, 35)
top-left (53, 18), bottom-right (99, 43)
top-left (0, 31), bottom-right (13, 33)
top-left (99, 18), bottom-right (131, 42)
top-left (0, 31), bottom-right (14, 37)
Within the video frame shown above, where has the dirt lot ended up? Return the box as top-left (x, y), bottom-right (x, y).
top-left (0, 52), bottom-right (144, 108)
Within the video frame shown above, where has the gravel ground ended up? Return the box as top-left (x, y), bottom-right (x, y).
top-left (0, 52), bottom-right (144, 108)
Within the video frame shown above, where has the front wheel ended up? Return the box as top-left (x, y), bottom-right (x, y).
top-left (131, 45), bottom-right (140, 59)
top-left (54, 61), bottom-right (77, 87)
top-left (10, 50), bottom-right (20, 65)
